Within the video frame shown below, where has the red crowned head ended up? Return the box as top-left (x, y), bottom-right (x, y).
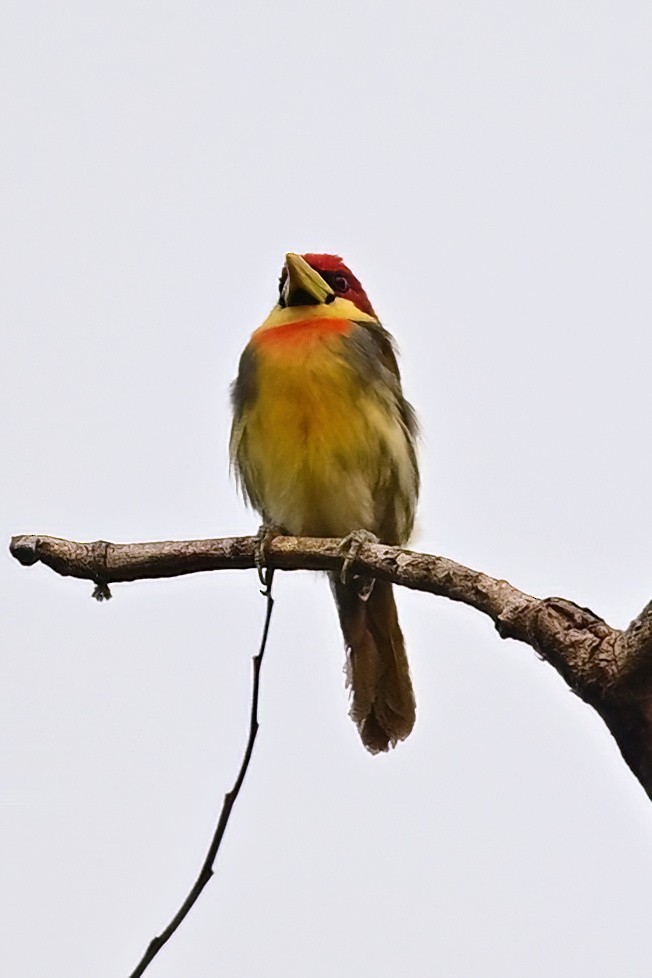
top-left (279, 253), bottom-right (377, 319)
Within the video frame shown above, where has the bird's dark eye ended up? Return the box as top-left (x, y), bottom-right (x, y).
top-left (333, 275), bottom-right (348, 293)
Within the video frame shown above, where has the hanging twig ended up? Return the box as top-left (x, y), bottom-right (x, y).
top-left (127, 571), bottom-right (275, 978)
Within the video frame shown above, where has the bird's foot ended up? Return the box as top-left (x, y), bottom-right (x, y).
top-left (339, 529), bottom-right (378, 598)
top-left (254, 522), bottom-right (284, 594)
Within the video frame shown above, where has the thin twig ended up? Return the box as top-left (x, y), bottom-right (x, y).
top-left (127, 571), bottom-right (275, 978)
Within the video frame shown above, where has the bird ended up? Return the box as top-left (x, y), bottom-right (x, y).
top-left (229, 252), bottom-right (419, 753)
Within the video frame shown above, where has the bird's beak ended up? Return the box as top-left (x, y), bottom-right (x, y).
top-left (283, 253), bottom-right (335, 306)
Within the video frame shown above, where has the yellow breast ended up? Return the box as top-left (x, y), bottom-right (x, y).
top-left (232, 311), bottom-right (417, 542)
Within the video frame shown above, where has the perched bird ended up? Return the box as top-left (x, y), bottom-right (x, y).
top-left (230, 253), bottom-right (419, 752)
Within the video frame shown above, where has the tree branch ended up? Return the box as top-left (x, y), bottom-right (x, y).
top-left (10, 532), bottom-right (652, 798)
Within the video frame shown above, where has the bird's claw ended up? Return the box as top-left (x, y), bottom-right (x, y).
top-left (254, 522), bottom-right (282, 595)
top-left (339, 529), bottom-right (378, 593)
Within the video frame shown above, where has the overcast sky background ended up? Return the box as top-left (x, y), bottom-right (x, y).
top-left (2, 1), bottom-right (652, 975)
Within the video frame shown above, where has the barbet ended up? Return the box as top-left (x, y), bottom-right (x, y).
top-left (230, 253), bottom-right (419, 752)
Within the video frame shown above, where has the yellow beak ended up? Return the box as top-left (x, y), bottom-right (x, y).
top-left (283, 252), bottom-right (335, 306)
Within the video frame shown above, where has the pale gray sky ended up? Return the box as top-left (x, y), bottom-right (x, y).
top-left (2, 1), bottom-right (652, 975)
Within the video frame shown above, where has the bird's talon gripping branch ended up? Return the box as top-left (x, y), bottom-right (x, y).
top-left (254, 522), bottom-right (282, 594)
top-left (339, 529), bottom-right (379, 587)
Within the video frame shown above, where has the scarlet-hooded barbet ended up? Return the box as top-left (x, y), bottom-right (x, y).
top-left (230, 253), bottom-right (419, 752)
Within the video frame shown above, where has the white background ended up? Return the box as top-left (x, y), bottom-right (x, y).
top-left (2, 1), bottom-right (652, 975)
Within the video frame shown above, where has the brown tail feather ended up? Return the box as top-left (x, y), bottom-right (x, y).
top-left (330, 575), bottom-right (416, 753)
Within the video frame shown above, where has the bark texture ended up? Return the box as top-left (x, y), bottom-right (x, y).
top-left (10, 532), bottom-right (652, 797)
